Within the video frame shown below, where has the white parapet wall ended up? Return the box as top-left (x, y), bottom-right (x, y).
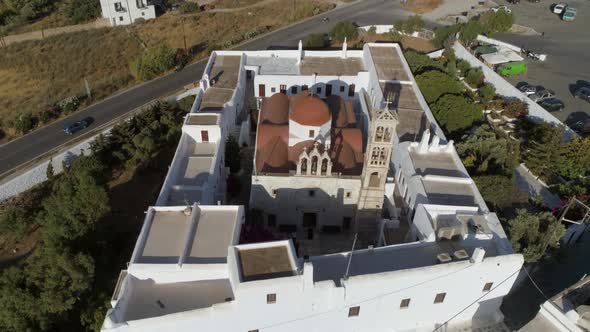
top-left (452, 41), bottom-right (575, 140)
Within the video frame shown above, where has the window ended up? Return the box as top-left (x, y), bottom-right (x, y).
top-left (316, 86), bottom-right (322, 94)
top-left (258, 84), bottom-right (265, 97)
top-left (483, 282), bottom-right (493, 292)
top-left (271, 87), bottom-right (276, 93)
top-left (114, 2), bottom-right (123, 11)
top-left (280, 84), bottom-right (287, 94)
top-left (268, 214), bottom-right (276, 227)
top-left (267, 293), bottom-right (276, 304)
top-left (136, 0), bottom-right (146, 8)
top-left (348, 306), bottom-right (360, 317)
top-left (308, 190), bottom-right (315, 197)
top-left (201, 130), bottom-right (209, 142)
top-left (291, 86), bottom-right (297, 94)
top-left (340, 85), bottom-right (345, 92)
top-left (434, 293), bottom-right (446, 304)
top-left (309, 130), bottom-right (315, 138)
top-left (302, 84), bottom-right (308, 91)
top-left (119, 16), bottom-right (124, 21)
top-left (348, 84), bottom-right (355, 97)
top-left (400, 298), bottom-right (411, 309)
top-left (272, 189), bottom-right (277, 197)
top-left (326, 84), bottom-right (332, 96)
top-left (346, 191), bottom-right (351, 198)
top-left (141, 11), bottom-right (145, 16)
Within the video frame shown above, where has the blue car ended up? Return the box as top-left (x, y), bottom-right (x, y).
top-left (63, 119), bottom-right (90, 135)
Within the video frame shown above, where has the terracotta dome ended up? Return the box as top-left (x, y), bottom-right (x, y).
top-left (256, 124), bottom-right (289, 172)
top-left (259, 93), bottom-right (289, 125)
top-left (289, 91), bottom-right (331, 126)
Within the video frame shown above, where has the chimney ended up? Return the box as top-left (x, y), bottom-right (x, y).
top-left (297, 39), bottom-right (303, 65)
top-left (470, 247), bottom-right (485, 263)
top-left (418, 128), bottom-right (431, 154)
top-left (342, 37), bottom-right (348, 59)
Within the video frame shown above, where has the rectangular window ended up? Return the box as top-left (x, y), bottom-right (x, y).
top-left (346, 192), bottom-right (351, 198)
top-left (326, 84), bottom-right (332, 96)
top-left (483, 282), bottom-right (493, 292)
top-left (268, 214), bottom-right (276, 227)
top-left (114, 2), bottom-right (123, 11)
top-left (400, 298), bottom-right (411, 309)
top-left (271, 87), bottom-right (276, 93)
top-left (302, 85), bottom-right (308, 91)
top-left (119, 16), bottom-right (124, 21)
top-left (141, 11), bottom-right (145, 16)
top-left (309, 190), bottom-right (315, 197)
top-left (348, 306), bottom-right (360, 317)
top-left (340, 85), bottom-right (345, 92)
top-left (258, 84), bottom-right (265, 97)
top-left (291, 86), bottom-right (297, 94)
top-left (316, 86), bottom-right (321, 94)
top-left (267, 293), bottom-right (276, 304)
top-left (272, 189), bottom-right (277, 197)
top-left (348, 84), bottom-right (355, 97)
top-left (201, 130), bottom-right (209, 142)
top-left (280, 84), bottom-right (287, 94)
top-left (309, 130), bottom-right (315, 138)
top-left (434, 293), bottom-right (446, 304)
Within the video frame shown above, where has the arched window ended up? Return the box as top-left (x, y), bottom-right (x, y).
top-left (321, 158), bottom-right (328, 175)
top-left (301, 158), bottom-right (308, 174)
top-left (311, 156), bottom-right (319, 175)
top-left (384, 127), bottom-right (392, 142)
top-left (375, 126), bottom-right (384, 142)
top-left (369, 172), bottom-right (380, 187)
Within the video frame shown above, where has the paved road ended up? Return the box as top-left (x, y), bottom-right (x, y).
top-left (0, 0), bottom-right (416, 177)
top-left (496, 0), bottom-right (590, 126)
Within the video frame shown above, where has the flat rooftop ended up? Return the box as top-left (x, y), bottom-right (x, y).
top-left (380, 82), bottom-right (422, 110)
top-left (186, 114), bottom-right (219, 126)
top-left (120, 277), bottom-right (233, 322)
top-left (209, 55), bottom-right (241, 89)
top-left (397, 108), bottom-right (428, 142)
top-left (237, 242), bottom-right (297, 282)
top-left (134, 206), bottom-right (241, 265)
top-left (409, 149), bottom-right (467, 178)
top-left (300, 56), bottom-right (365, 76)
top-left (246, 56), bottom-right (299, 75)
top-left (422, 178), bottom-right (477, 206)
top-left (369, 46), bottom-right (410, 81)
top-left (199, 87), bottom-right (235, 112)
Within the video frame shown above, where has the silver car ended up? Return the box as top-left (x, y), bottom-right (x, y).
top-left (530, 89), bottom-right (555, 102)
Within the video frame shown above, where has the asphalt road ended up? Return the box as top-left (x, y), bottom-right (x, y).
top-left (0, 0), bottom-right (414, 177)
top-left (496, 0), bottom-right (590, 126)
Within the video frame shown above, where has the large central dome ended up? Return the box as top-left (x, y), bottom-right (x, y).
top-left (289, 91), bottom-right (331, 126)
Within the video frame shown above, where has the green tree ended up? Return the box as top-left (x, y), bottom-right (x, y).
top-left (65, 0), bottom-right (100, 24)
top-left (225, 135), bottom-right (241, 173)
top-left (304, 33), bottom-right (328, 48)
top-left (480, 10), bottom-right (514, 35)
top-left (41, 155), bottom-right (110, 245)
top-left (431, 94), bottom-right (482, 135)
top-left (461, 19), bottom-right (483, 43)
top-left (473, 174), bottom-right (514, 209)
top-left (465, 67), bottom-right (484, 87)
top-left (456, 59), bottom-right (471, 76)
top-left (404, 50), bottom-right (445, 75)
top-left (330, 21), bottom-right (358, 42)
top-left (557, 137), bottom-right (590, 180)
top-left (432, 24), bottom-right (460, 48)
top-left (46, 158), bottom-right (55, 180)
top-left (415, 70), bottom-right (463, 103)
top-left (13, 112), bottom-right (35, 134)
top-left (524, 125), bottom-right (565, 182)
top-left (508, 209), bottom-right (566, 263)
top-left (457, 124), bottom-right (518, 174)
top-left (478, 83), bottom-right (496, 103)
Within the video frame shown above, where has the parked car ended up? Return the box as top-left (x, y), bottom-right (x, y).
top-left (538, 98), bottom-right (564, 112)
top-left (530, 89), bottom-right (555, 102)
top-left (496, 62), bottom-right (527, 76)
top-left (553, 3), bottom-right (566, 14)
top-left (517, 82), bottom-right (544, 95)
top-left (63, 118), bottom-right (90, 135)
top-left (562, 6), bottom-right (576, 21)
top-left (492, 5), bottom-right (511, 13)
top-left (576, 80), bottom-right (590, 89)
top-left (574, 87), bottom-right (590, 103)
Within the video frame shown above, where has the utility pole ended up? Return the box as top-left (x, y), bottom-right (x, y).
top-left (182, 16), bottom-right (187, 50)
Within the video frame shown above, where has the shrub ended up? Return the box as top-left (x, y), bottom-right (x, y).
top-left (465, 67), bottom-right (484, 88)
top-left (457, 59), bottom-right (471, 76)
top-left (415, 70), bottom-right (463, 103)
top-left (473, 175), bottom-right (515, 209)
top-left (180, 2), bottom-right (200, 14)
top-left (130, 44), bottom-right (177, 81)
top-left (503, 99), bottom-right (528, 118)
top-left (431, 94), bottom-right (482, 135)
top-left (367, 25), bottom-right (377, 35)
top-left (177, 95), bottom-right (195, 112)
top-left (478, 83), bottom-right (496, 103)
top-left (330, 21), bottom-right (358, 42)
top-left (304, 33), bottom-right (328, 48)
top-left (508, 209), bottom-right (565, 263)
top-left (403, 15), bottom-right (425, 34)
top-left (57, 96), bottom-right (81, 114)
top-left (65, 0), bottom-right (100, 24)
top-left (404, 50), bottom-right (445, 75)
top-left (13, 113), bottom-right (35, 134)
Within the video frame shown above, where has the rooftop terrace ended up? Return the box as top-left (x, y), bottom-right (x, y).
top-left (369, 46), bottom-right (410, 82)
top-left (235, 241), bottom-right (298, 282)
top-left (300, 56), bottom-right (365, 76)
top-left (409, 149), bottom-right (467, 178)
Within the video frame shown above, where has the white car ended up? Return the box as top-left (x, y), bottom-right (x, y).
top-left (553, 3), bottom-right (566, 14)
top-left (492, 5), bottom-right (512, 13)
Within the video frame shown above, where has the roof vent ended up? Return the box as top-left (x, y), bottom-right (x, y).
top-left (437, 253), bottom-right (452, 264)
top-left (470, 247), bottom-right (485, 263)
top-left (454, 249), bottom-right (469, 260)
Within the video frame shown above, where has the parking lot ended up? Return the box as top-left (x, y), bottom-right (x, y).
top-left (495, 0), bottom-right (590, 127)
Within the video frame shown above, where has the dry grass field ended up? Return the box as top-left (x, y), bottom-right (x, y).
top-left (401, 0), bottom-right (443, 14)
top-left (0, 0), bottom-right (334, 140)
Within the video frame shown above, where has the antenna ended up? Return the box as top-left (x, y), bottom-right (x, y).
top-left (343, 233), bottom-right (358, 280)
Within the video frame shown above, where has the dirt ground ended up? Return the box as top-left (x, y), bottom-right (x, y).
top-left (401, 0), bottom-right (443, 14)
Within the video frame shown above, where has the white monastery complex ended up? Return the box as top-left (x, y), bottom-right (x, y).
top-left (101, 42), bottom-right (524, 332)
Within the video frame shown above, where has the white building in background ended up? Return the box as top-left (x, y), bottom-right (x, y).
top-left (102, 43), bottom-right (524, 332)
top-left (100, 0), bottom-right (156, 26)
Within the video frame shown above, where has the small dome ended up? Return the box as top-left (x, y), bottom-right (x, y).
top-left (260, 93), bottom-right (289, 125)
top-left (290, 91), bottom-right (331, 126)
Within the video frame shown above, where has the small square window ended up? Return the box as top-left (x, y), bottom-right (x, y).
top-left (309, 130), bottom-right (315, 138)
top-left (271, 87), bottom-right (276, 93)
top-left (267, 293), bottom-right (276, 304)
top-left (119, 16), bottom-right (124, 21)
top-left (340, 86), bottom-right (345, 92)
top-left (400, 298), bottom-right (411, 309)
top-left (141, 11), bottom-right (145, 16)
top-left (309, 190), bottom-right (315, 197)
top-left (291, 86), bottom-right (297, 94)
top-left (348, 306), bottom-right (360, 317)
top-left (346, 192), bottom-right (351, 198)
top-left (434, 293), bottom-right (446, 304)
top-left (316, 86), bottom-right (321, 94)
top-left (483, 282), bottom-right (493, 292)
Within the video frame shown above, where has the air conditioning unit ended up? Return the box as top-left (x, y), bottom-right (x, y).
top-left (436, 215), bottom-right (466, 240)
top-left (437, 253), bottom-right (452, 264)
top-left (454, 249), bottom-right (469, 260)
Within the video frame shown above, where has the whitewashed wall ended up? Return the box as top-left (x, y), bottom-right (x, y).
top-left (100, 0), bottom-right (156, 26)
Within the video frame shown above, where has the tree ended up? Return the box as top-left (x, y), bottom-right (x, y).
top-left (225, 135), bottom-right (241, 173)
top-left (473, 175), bottom-right (515, 209)
top-left (557, 137), bottom-right (590, 180)
top-left (432, 24), bottom-right (460, 48)
top-left (457, 125), bottom-right (519, 174)
top-left (395, 15), bottom-right (424, 34)
top-left (65, 0), bottom-right (100, 24)
top-left (479, 10), bottom-right (514, 35)
top-left (404, 50), bottom-right (445, 75)
top-left (508, 209), bottom-right (566, 263)
top-left (478, 83), bottom-right (496, 103)
top-left (13, 113), bottom-right (35, 134)
top-left (431, 94), bottom-right (482, 135)
top-left (304, 33), bottom-right (328, 48)
top-left (367, 25), bottom-right (377, 35)
top-left (465, 67), bottom-right (484, 88)
top-left (46, 158), bottom-right (55, 180)
top-left (524, 125), bottom-right (565, 183)
top-left (415, 70), bottom-right (463, 103)
top-left (457, 59), bottom-right (471, 77)
top-left (330, 21), bottom-right (358, 42)
top-left (41, 155), bottom-right (110, 245)
top-left (461, 19), bottom-right (483, 43)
